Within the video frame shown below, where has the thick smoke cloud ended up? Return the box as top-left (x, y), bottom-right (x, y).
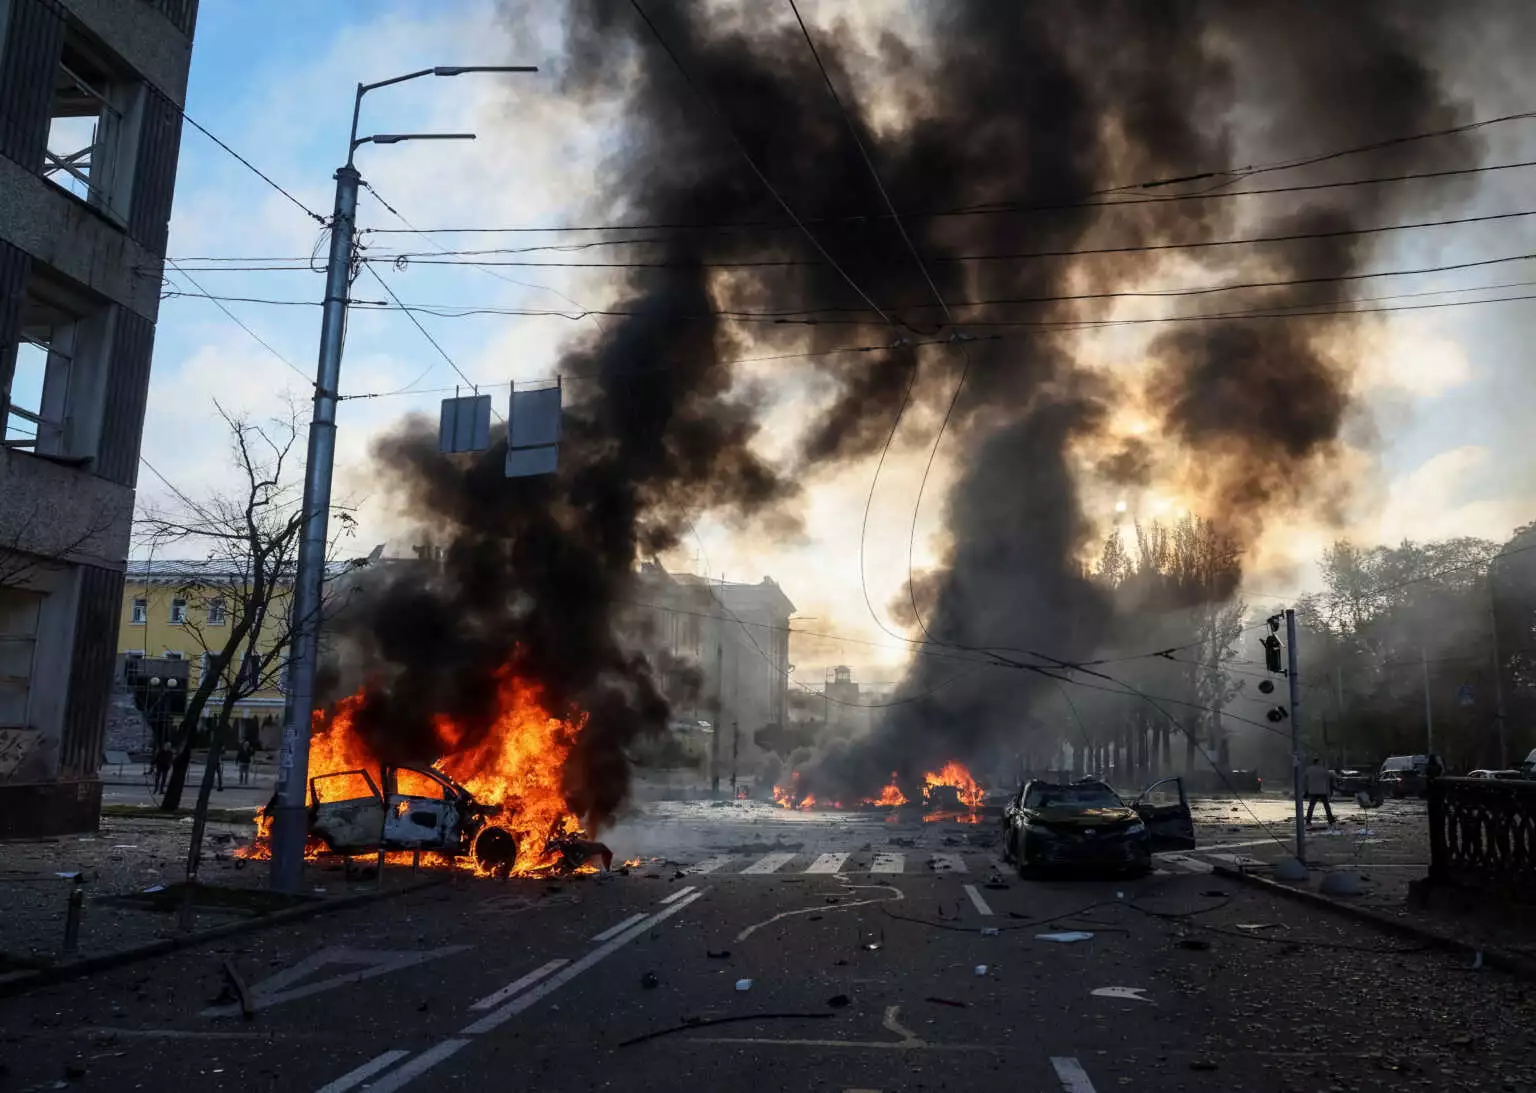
top-left (333, 0), bottom-right (1484, 819)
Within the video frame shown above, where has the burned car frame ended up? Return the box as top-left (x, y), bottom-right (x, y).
top-left (307, 765), bottom-right (517, 873)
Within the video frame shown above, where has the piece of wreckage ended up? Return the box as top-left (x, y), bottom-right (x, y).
top-left (267, 763), bottom-right (612, 876)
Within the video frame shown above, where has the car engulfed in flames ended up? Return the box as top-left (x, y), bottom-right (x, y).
top-left (243, 668), bottom-right (606, 876)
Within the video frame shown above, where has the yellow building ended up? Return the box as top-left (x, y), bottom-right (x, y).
top-left (119, 560), bottom-right (293, 734)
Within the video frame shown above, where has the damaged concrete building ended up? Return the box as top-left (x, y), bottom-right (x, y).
top-left (0, 0), bottom-right (197, 835)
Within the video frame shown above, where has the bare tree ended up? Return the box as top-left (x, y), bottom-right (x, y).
top-left (134, 400), bottom-right (361, 823)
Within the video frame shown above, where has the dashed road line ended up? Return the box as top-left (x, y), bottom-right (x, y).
top-left (460, 890), bottom-right (705, 1035)
top-left (962, 883), bottom-right (994, 916)
top-left (469, 958), bottom-right (570, 1011)
top-left (314, 1050), bottom-right (409, 1093)
top-left (660, 884), bottom-right (698, 904)
top-left (741, 851), bottom-right (797, 874)
top-left (806, 852), bottom-right (851, 873)
top-left (365, 1039), bottom-right (471, 1093)
top-left (685, 855), bottom-right (734, 874)
top-left (591, 913), bottom-right (648, 942)
top-left (1051, 1056), bottom-right (1098, 1092)
top-left (870, 851), bottom-right (904, 874)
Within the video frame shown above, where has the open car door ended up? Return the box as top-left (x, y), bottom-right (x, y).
top-left (310, 770), bottom-right (386, 854)
top-left (1131, 776), bottom-right (1196, 852)
top-left (381, 766), bottom-right (463, 851)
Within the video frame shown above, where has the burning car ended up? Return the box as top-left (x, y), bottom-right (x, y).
top-left (1001, 777), bottom-right (1196, 875)
top-left (306, 764), bottom-right (519, 873)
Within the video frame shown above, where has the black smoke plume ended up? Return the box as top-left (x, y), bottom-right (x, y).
top-left (332, 1), bottom-right (1485, 820)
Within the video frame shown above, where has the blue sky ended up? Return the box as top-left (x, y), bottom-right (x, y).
top-left (140, 1), bottom-right (1536, 675)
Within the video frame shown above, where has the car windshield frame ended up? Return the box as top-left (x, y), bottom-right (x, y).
top-left (1023, 783), bottom-right (1124, 810)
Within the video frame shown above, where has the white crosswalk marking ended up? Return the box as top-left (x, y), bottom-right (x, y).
top-left (741, 851), bottom-right (797, 874)
top-left (871, 851), bottom-right (904, 874)
top-left (685, 855), bottom-right (734, 875)
top-left (928, 852), bottom-right (966, 873)
top-left (805, 852), bottom-right (851, 874)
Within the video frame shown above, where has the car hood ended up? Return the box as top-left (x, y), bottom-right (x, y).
top-left (1026, 805), bottom-right (1138, 827)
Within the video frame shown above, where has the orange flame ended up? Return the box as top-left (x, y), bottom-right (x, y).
top-left (771, 772), bottom-right (817, 810)
top-left (240, 666), bottom-right (585, 875)
top-left (923, 760), bottom-right (984, 809)
top-left (862, 773), bottom-right (908, 808)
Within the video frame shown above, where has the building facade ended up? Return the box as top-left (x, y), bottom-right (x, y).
top-left (0, 0), bottom-right (196, 835)
top-left (631, 562), bottom-right (795, 771)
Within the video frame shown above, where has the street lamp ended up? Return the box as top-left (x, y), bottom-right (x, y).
top-left (270, 64), bottom-right (537, 893)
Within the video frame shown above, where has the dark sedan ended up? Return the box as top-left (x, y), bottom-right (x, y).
top-left (1001, 777), bottom-right (1196, 875)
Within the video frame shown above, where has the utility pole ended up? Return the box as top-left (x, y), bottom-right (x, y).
top-left (1488, 575), bottom-right (1509, 767)
top-left (1335, 666), bottom-right (1346, 767)
top-left (1286, 609), bottom-right (1305, 866)
top-left (268, 163), bottom-right (358, 893)
top-left (710, 638), bottom-right (723, 796)
top-left (1421, 645), bottom-right (1434, 758)
top-left (268, 65), bottom-right (535, 894)
top-left (730, 718), bottom-right (740, 797)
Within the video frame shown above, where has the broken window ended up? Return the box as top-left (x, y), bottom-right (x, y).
top-left (168, 598), bottom-right (186, 624)
top-left (42, 27), bottom-right (142, 221)
top-left (0, 587), bottom-right (44, 730)
top-left (1, 269), bottom-right (110, 460)
top-left (130, 597), bottom-right (147, 625)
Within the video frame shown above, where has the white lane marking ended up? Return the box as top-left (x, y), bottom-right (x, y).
top-left (685, 855), bottom-right (733, 874)
top-left (1051, 1056), bottom-right (1098, 1093)
top-left (591, 913), bottom-right (647, 942)
top-left (660, 885), bottom-right (698, 904)
top-left (202, 946), bottom-right (469, 1018)
top-left (741, 851), bottom-right (797, 875)
top-left (806, 852), bottom-right (851, 873)
top-left (929, 852), bottom-right (966, 873)
top-left (871, 851), bottom-right (904, 874)
top-left (468, 958), bottom-right (568, 1011)
top-left (962, 883), bottom-right (993, 916)
top-left (362, 1039), bottom-right (470, 1093)
top-left (313, 1050), bottom-right (409, 1093)
top-left (460, 891), bottom-right (704, 1035)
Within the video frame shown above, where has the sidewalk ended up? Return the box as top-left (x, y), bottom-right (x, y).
top-left (1188, 793), bottom-right (1536, 959)
top-left (0, 811), bottom-right (432, 979)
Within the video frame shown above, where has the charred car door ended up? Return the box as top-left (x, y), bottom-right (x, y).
top-left (381, 766), bottom-right (462, 851)
top-left (310, 770), bottom-right (386, 854)
top-left (1131, 776), bottom-right (1196, 852)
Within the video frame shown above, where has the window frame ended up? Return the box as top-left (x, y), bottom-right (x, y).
top-left (129, 597), bottom-right (148, 625)
top-left (205, 597), bottom-right (227, 626)
top-left (40, 25), bottom-right (146, 225)
top-left (168, 597), bottom-right (186, 625)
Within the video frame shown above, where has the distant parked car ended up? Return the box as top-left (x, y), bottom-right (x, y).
top-left (1332, 769), bottom-right (1373, 796)
top-left (1467, 769), bottom-right (1525, 780)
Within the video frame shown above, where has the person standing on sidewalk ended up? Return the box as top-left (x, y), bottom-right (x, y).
top-left (1304, 756), bottom-right (1335, 825)
top-left (236, 738), bottom-right (253, 785)
top-left (152, 740), bottom-right (173, 795)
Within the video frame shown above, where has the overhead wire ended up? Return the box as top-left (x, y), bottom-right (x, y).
top-left (180, 112), bottom-right (326, 226)
top-left (163, 260), bottom-right (314, 390)
top-left (356, 157), bottom-right (1536, 236)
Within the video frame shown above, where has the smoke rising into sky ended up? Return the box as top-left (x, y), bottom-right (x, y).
top-left (330, 0), bottom-right (1492, 814)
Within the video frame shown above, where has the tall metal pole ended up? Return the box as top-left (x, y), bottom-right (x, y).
top-left (269, 164), bottom-right (359, 893)
top-left (1420, 645), bottom-right (1434, 758)
top-left (1286, 609), bottom-right (1305, 865)
top-left (710, 638), bottom-right (723, 796)
top-left (1488, 575), bottom-right (1508, 767)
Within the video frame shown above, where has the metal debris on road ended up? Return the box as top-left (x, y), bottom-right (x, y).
top-left (1234, 923), bottom-right (1280, 931)
top-left (925, 996), bottom-right (969, 1008)
top-left (706, 950), bottom-right (731, 959)
top-left (735, 979), bottom-right (753, 991)
top-left (1035, 932), bottom-right (1094, 943)
top-left (641, 971), bottom-right (659, 989)
top-left (221, 959), bottom-right (255, 1020)
top-left (973, 964), bottom-right (988, 976)
top-left (616, 1012), bottom-right (833, 1049)
top-left (980, 927), bottom-right (999, 936)
top-left (1090, 986), bottom-right (1151, 1002)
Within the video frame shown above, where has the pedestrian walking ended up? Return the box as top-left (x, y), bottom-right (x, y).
top-left (1304, 756), bottom-right (1335, 825)
top-left (237, 738), bottom-right (253, 785)
top-left (152, 741), bottom-right (173, 795)
top-left (211, 746), bottom-right (224, 791)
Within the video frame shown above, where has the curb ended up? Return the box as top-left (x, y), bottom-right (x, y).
top-left (0, 875), bottom-right (447, 999)
top-left (1211, 863), bottom-right (1536, 980)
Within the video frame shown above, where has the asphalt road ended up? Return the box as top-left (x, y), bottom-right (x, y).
top-left (0, 805), bottom-right (1530, 1092)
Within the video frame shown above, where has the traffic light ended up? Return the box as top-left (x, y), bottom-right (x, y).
top-left (1260, 634), bottom-right (1283, 673)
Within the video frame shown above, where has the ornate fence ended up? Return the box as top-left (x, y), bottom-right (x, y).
top-left (1427, 777), bottom-right (1536, 903)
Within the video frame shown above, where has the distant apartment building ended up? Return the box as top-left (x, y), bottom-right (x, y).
top-left (0, 0), bottom-right (197, 836)
top-left (631, 562), bottom-right (795, 753)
